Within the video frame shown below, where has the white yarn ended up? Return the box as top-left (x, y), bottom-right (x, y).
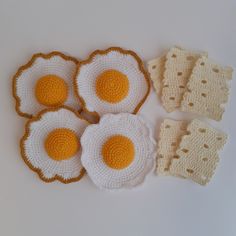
top-left (16, 55), bottom-right (80, 116)
top-left (75, 50), bottom-right (148, 116)
top-left (81, 113), bottom-right (157, 190)
top-left (23, 108), bottom-right (88, 180)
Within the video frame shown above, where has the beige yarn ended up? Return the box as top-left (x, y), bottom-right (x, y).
top-left (169, 119), bottom-right (227, 185)
top-left (156, 119), bottom-right (187, 175)
top-left (161, 47), bottom-right (207, 112)
top-left (181, 56), bottom-right (233, 121)
top-left (147, 55), bottom-right (166, 95)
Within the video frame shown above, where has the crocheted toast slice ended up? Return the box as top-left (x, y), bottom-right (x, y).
top-left (181, 56), bottom-right (233, 121)
top-left (169, 119), bottom-right (227, 185)
top-left (148, 55), bottom-right (166, 95)
top-left (161, 47), bottom-right (207, 112)
top-left (156, 119), bottom-right (187, 175)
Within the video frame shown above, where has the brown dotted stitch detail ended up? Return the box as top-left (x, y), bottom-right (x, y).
top-left (73, 47), bottom-right (151, 120)
top-left (20, 105), bottom-right (90, 184)
top-left (12, 51), bottom-right (79, 119)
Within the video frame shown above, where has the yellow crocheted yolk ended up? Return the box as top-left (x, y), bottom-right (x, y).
top-left (44, 128), bottom-right (80, 161)
top-left (95, 70), bottom-right (129, 103)
top-left (35, 74), bottom-right (68, 107)
top-left (102, 135), bottom-right (135, 169)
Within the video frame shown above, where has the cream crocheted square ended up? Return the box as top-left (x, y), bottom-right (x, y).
top-left (156, 119), bottom-right (187, 175)
top-left (169, 119), bottom-right (227, 185)
top-left (181, 56), bottom-right (233, 121)
top-left (161, 47), bottom-right (207, 112)
top-left (147, 55), bottom-right (166, 95)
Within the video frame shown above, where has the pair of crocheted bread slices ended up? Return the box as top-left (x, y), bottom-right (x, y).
top-left (148, 47), bottom-right (233, 121)
top-left (156, 119), bottom-right (227, 185)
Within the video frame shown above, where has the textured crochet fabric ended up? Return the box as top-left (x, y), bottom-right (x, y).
top-left (161, 47), bottom-right (207, 112)
top-left (13, 52), bottom-right (80, 118)
top-left (181, 56), bottom-right (233, 121)
top-left (147, 55), bottom-right (166, 95)
top-left (156, 119), bottom-right (187, 175)
top-left (81, 113), bottom-right (156, 190)
top-left (21, 107), bottom-right (89, 183)
top-left (74, 47), bottom-right (150, 118)
top-left (169, 119), bottom-right (227, 185)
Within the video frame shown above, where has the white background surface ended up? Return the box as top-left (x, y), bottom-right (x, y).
top-left (0, 0), bottom-right (236, 235)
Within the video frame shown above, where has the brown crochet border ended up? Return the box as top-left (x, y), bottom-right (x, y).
top-left (20, 106), bottom-right (90, 184)
top-left (12, 51), bottom-right (79, 119)
top-left (73, 47), bottom-right (151, 120)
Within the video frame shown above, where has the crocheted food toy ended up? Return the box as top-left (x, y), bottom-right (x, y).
top-left (80, 113), bottom-right (156, 190)
top-left (148, 46), bottom-right (233, 121)
top-left (13, 51), bottom-right (80, 118)
top-left (156, 119), bottom-right (227, 185)
top-left (74, 47), bottom-right (150, 118)
top-left (21, 107), bottom-right (90, 183)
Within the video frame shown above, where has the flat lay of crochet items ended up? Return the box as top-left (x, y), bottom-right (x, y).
top-left (12, 46), bottom-right (233, 189)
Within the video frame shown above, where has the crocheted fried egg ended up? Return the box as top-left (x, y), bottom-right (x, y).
top-left (81, 113), bottom-right (156, 190)
top-left (74, 47), bottom-right (150, 117)
top-left (21, 107), bottom-right (89, 183)
top-left (13, 51), bottom-right (80, 118)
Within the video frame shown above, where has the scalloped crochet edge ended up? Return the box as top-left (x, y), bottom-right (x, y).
top-left (73, 47), bottom-right (151, 120)
top-left (12, 51), bottom-right (79, 119)
top-left (81, 113), bottom-right (156, 190)
top-left (20, 105), bottom-right (90, 184)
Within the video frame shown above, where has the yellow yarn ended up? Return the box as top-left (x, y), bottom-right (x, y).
top-left (95, 70), bottom-right (129, 103)
top-left (44, 128), bottom-right (80, 161)
top-left (35, 74), bottom-right (68, 107)
top-left (102, 135), bottom-right (135, 169)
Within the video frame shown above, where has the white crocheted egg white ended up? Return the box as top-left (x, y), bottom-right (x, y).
top-left (14, 52), bottom-right (80, 117)
top-left (21, 107), bottom-right (89, 183)
top-left (75, 48), bottom-right (150, 116)
top-left (81, 113), bottom-right (156, 190)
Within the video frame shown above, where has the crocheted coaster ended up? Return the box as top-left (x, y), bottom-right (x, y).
top-left (181, 56), bottom-right (233, 121)
top-left (148, 54), bottom-right (166, 95)
top-left (81, 113), bottom-right (156, 190)
top-left (156, 119), bottom-right (187, 175)
top-left (21, 106), bottom-right (90, 184)
top-left (161, 47), bottom-right (207, 112)
top-left (74, 47), bottom-right (150, 118)
top-left (169, 119), bottom-right (227, 185)
top-left (13, 51), bottom-right (80, 118)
